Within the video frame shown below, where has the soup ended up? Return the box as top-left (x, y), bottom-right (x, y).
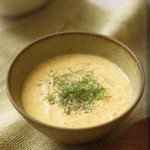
top-left (21, 54), bottom-right (132, 128)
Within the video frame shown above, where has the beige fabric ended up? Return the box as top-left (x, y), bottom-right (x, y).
top-left (0, 0), bottom-right (148, 149)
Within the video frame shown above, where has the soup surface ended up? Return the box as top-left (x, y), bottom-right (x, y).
top-left (22, 54), bottom-right (132, 128)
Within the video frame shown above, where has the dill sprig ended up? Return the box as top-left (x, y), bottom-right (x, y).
top-left (39, 65), bottom-right (108, 114)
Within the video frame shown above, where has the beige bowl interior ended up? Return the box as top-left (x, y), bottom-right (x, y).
top-left (7, 32), bottom-right (144, 144)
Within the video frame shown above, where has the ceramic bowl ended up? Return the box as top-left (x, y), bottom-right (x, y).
top-left (7, 32), bottom-right (144, 144)
top-left (0, 0), bottom-right (48, 17)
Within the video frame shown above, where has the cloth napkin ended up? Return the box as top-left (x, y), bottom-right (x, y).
top-left (0, 0), bottom-right (148, 149)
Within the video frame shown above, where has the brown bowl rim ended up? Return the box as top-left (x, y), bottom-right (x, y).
top-left (7, 31), bottom-right (145, 131)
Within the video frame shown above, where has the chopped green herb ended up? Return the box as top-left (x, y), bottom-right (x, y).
top-left (38, 64), bottom-right (109, 114)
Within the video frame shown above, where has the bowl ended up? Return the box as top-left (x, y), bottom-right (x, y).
top-left (7, 32), bottom-right (144, 144)
top-left (0, 0), bottom-right (48, 17)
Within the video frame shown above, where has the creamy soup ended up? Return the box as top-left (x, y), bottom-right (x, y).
top-left (22, 54), bottom-right (132, 128)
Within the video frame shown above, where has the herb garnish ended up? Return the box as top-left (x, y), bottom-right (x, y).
top-left (38, 64), bottom-right (108, 114)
